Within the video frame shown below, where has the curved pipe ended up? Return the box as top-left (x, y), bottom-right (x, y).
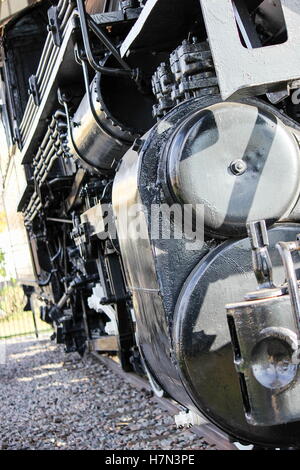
top-left (38, 271), bottom-right (53, 287)
top-left (76, 0), bottom-right (133, 78)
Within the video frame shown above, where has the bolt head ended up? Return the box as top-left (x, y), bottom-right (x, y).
top-left (230, 159), bottom-right (247, 176)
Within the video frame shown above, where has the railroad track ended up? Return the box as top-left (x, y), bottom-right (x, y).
top-left (91, 352), bottom-right (237, 451)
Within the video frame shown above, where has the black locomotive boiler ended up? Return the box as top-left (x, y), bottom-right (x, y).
top-left (2, 0), bottom-right (300, 448)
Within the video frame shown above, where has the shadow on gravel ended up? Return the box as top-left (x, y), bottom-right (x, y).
top-left (0, 338), bottom-right (211, 450)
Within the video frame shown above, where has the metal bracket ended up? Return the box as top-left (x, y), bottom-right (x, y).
top-left (276, 239), bottom-right (300, 330)
top-left (47, 5), bottom-right (62, 48)
top-left (28, 75), bottom-right (40, 107)
top-left (200, 0), bottom-right (300, 100)
top-left (232, 0), bottom-right (289, 104)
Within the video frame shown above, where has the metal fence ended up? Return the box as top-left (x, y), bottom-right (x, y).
top-left (0, 279), bottom-right (51, 340)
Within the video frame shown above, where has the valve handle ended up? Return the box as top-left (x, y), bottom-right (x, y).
top-left (247, 220), bottom-right (274, 289)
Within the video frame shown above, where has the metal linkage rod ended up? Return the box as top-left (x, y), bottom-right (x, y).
top-left (87, 15), bottom-right (131, 71)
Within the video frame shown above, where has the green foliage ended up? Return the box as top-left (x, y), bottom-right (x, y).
top-left (0, 280), bottom-right (24, 320)
top-left (0, 248), bottom-right (6, 278)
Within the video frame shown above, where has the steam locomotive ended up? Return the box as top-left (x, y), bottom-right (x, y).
top-left (2, 0), bottom-right (300, 449)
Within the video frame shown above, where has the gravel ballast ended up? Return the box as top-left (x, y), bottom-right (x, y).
top-left (0, 337), bottom-right (212, 450)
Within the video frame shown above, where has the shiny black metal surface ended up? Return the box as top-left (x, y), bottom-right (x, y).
top-left (166, 101), bottom-right (300, 238)
top-left (113, 93), bottom-right (300, 446)
top-left (173, 224), bottom-right (300, 447)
